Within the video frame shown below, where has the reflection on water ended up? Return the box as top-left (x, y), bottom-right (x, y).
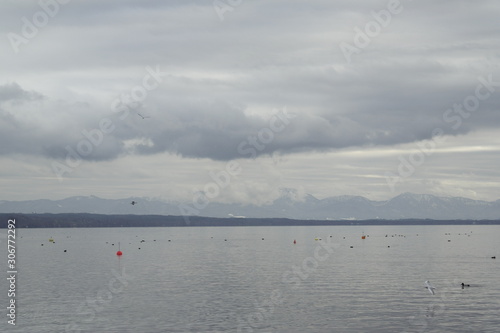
top-left (1, 225), bottom-right (499, 332)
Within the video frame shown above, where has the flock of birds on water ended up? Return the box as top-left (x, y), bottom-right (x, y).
top-left (36, 208), bottom-right (496, 296)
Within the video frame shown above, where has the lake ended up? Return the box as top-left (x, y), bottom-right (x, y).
top-left (1, 225), bottom-right (499, 332)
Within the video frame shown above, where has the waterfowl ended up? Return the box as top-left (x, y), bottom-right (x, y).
top-left (425, 281), bottom-right (436, 295)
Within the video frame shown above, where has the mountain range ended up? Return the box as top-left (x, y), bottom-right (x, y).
top-left (1, 190), bottom-right (500, 220)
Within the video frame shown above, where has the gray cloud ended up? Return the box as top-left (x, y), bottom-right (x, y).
top-left (1, 0), bottom-right (499, 202)
top-left (1, 63), bottom-right (500, 162)
top-left (0, 82), bottom-right (44, 103)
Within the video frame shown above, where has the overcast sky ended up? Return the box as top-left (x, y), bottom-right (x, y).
top-left (1, 0), bottom-right (500, 204)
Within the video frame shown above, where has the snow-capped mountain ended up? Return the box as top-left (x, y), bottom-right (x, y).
top-left (1, 191), bottom-right (499, 220)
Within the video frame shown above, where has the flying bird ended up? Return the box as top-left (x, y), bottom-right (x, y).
top-left (137, 113), bottom-right (150, 119)
top-left (425, 280), bottom-right (436, 295)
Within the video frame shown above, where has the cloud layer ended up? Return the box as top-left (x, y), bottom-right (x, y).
top-left (1, 0), bottom-right (499, 202)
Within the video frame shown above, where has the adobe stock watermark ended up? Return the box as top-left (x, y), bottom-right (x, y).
top-left (213, 0), bottom-right (244, 21)
top-left (339, 0), bottom-right (412, 64)
top-left (7, 0), bottom-right (71, 54)
top-left (51, 65), bottom-right (167, 181)
top-left (64, 266), bottom-right (133, 333)
top-left (236, 236), bottom-right (340, 332)
top-left (384, 74), bottom-right (499, 192)
top-left (178, 107), bottom-right (295, 224)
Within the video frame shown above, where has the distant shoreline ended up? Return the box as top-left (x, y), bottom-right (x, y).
top-left (1, 213), bottom-right (500, 228)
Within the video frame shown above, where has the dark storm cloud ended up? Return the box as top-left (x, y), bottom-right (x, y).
top-left (1, 0), bottom-right (499, 162)
top-left (1, 66), bottom-right (499, 162)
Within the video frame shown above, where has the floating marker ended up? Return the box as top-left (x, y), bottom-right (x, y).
top-left (116, 242), bottom-right (123, 256)
top-left (293, 239), bottom-right (296, 244)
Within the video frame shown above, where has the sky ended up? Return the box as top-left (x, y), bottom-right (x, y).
top-left (1, 0), bottom-right (500, 205)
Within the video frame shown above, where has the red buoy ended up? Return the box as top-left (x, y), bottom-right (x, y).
top-left (293, 239), bottom-right (296, 244)
top-left (116, 242), bottom-right (123, 256)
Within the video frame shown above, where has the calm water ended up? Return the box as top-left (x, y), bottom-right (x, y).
top-left (1, 225), bottom-right (500, 333)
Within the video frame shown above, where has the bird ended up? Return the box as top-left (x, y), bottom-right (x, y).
top-left (425, 281), bottom-right (436, 295)
top-left (131, 201), bottom-right (137, 205)
top-left (137, 113), bottom-right (150, 119)
top-left (461, 283), bottom-right (470, 288)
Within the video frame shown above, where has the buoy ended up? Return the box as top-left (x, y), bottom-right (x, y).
top-left (293, 239), bottom-right (296, 244)
top-left (64, 250), bottom-right (67, 252)
top-left (361, 236), bottom-right (366, 239)
top-left (116, 242), bottom-right (123, 256)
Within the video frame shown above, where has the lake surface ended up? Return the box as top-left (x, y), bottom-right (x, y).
top-left (1, 225), bottom-right (500, 332)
